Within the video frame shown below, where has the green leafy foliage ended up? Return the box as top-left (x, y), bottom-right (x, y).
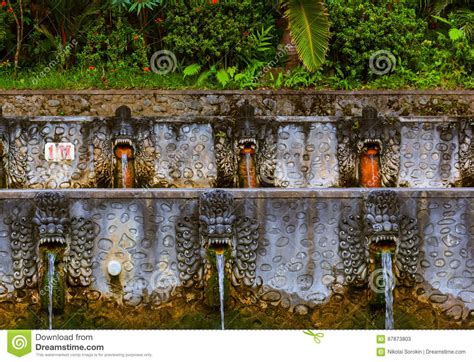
top-left (76, 15), bottom-right (148, 71)
top-left (110, 0), bottom-right (162, 14)
top-left (326, 0), bottom-right (427, 82)
top-left (0, 0), bottom-right (471, 90)
top-left (183, 64), bottom-right (202, 78)
top-left (162, 1), bottom-right (278, 68)
top-left (238, 22), bottom-right (279, 66)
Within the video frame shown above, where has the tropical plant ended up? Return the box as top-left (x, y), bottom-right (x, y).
top-left (276, 0), bottom-right (331, 71)
top-left (418, 0), bottom-right (471, 15)
top-left (419, 0), bottom-right (473, 40)
top-left (238, 23), bottom-right (278, 66)
top-left (110, 0), bottom-right (161, 15)
top-left (162, 1), bottom-right (277, 68)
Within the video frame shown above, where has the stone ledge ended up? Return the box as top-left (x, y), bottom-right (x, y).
top-left (1, 90), bottom-right (472, 117)
top-left (0, 188), bottom-right (472, 199)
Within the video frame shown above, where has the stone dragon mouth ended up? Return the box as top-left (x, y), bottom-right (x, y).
top-left (368, 233), bottom-right (398, 251)
top-left (39, 235), bottom-right (67, 246)
top-left (237, 137), bottom-right (257, 147)
top-left (113, 137), bottom-right (134, 148)
top-left (206, 237), bottom-right (233, 252)
top-left (236, 137), bottom-right (258, 153)
top-left (358, 138), bottom-right (383, 152)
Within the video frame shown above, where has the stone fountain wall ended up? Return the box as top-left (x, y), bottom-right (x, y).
top-left (0, 90), bottom-right (472, 329)
top-left (0, 189), bottom-right (472, 329)
top-left (0, 115), bottom-right (472, 189)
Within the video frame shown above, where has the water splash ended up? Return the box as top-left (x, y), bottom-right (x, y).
top-left (216, 253), bottom-right (225, 330)
top-left (47, 252), bottom-right (55, 330)
top-left (382, 251), bottom-right (395, 329)
top-left (121, 153), bottom-right (128, 188)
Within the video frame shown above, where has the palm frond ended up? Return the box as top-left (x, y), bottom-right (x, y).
top-left (282, 0), bottom-right (330, 72)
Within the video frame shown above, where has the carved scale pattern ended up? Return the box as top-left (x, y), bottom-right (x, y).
top-left (214, 130), bottom-right (235, 187)
top-left (176, 216), bottom-right (203, 288)
top-left (257, 128), bottom-right (277, 187)
top-left (459, 120), bottom-right (473, 186)
top-left (92, 125), bottom-right (113, 188)
top-left (134, 132), bottom-right (156, 188)
top-left (10, 216), bottom-right (37, 289)
top-left (231, 216), bottom-right (259, 287)
top-left (396, 216), bottom-right (419, 284)
top-left (336, 124), bottom-right (357, 187)
top-left (66, 217), bottom-right (96, 287)
top-left (338, 214), bottom-right (367, 286)
top-left (6, 126), bottom-right (29, 188)
top-left (380, 127), bottom-right (401, 187)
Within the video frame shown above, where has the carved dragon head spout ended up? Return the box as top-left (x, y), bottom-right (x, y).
top-left (199, 190), bottom-right (236, 253)
top-left (357, 107), bottom-right (384, 153)
top-left (235, 101), bottom-right (258, 152)
top-left (8, 191), bottom-right (97, 294)
top-left (110, 106), bottom-right (136, 188)
top-left (339, 190), bottom-right (420, 287)
top-left (93, 106), bottom-right (154, 188)
top-left (337, 107), bottom-right (401, 187)
top-left (112, 105), bottom-right (135, 150)
top-left (365, 191), bottom-right (400, 252)
top-left (176, 189), bottom-right (259, 300)
top-left (214, 101), bottom-right (277, 187)
top-left (32, 192), bottom-right (69, 247)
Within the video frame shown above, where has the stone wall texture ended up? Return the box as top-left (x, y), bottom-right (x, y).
top-left (1, 90), bottom-right (473, 117)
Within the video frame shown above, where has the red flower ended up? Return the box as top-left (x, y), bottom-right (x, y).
top-left (88, 65), bottom-right (95, 71)
top-left (1, 1), bottom-right (7, 7)
top-left (7, 7), bottom-right (13, 13)
top-left (242, 31), bottom-right (250, 37)
top-left (211, 0), bottom-right (218, 4)
top-left (154, 17), bottom-right (163, 23)
top-left (143, 67), bottom-right (150, 73)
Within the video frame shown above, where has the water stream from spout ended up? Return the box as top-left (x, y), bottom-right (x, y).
top-left (121, 153), bottom-right (128, 188)
top-left (238, 148), bottom-right (258, 188)
top-left (216, 253), bottom-right (225, 330)
top-left (382, 251), bottom-right (395, 329)
top-left (360, 146), bottom-right (381, 187)
top-left (47, 252), bottom-right (55, 330)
